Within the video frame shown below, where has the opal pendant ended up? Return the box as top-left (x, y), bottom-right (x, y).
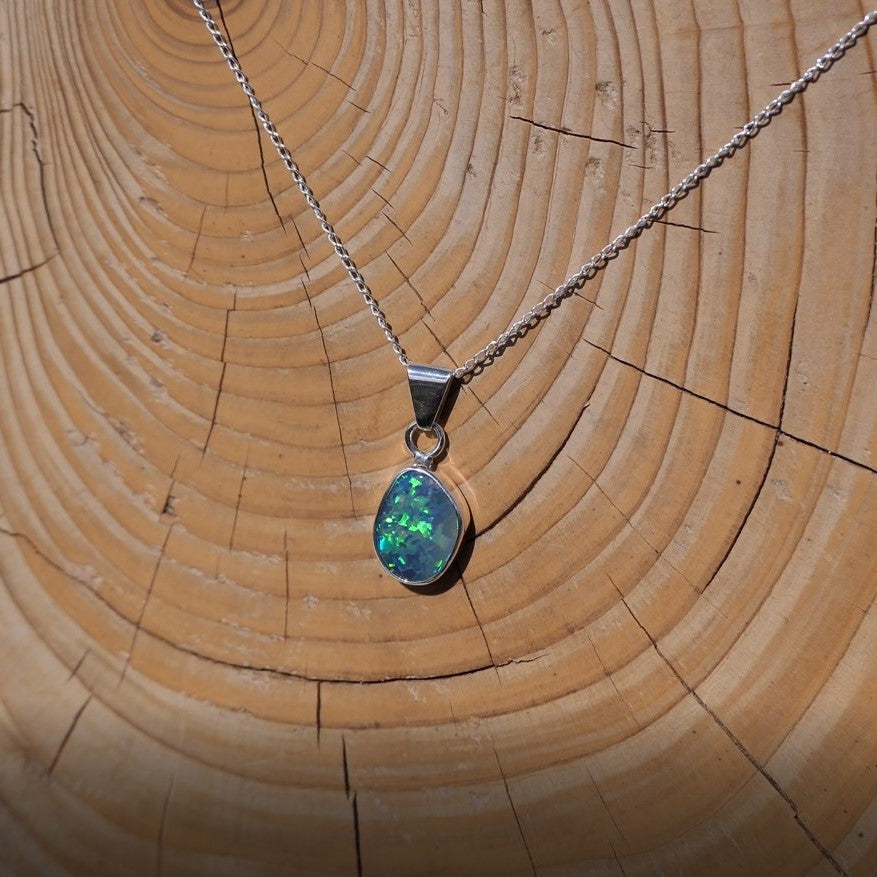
top-left (373, 466), bottom-right (463, 586)
top-left (373, 364), bottom-right (463, 587)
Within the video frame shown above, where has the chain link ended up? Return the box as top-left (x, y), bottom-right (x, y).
top-left (192, 0), bottom-right (408, 366)
top-left (193, 1), bottom-right (877, 381)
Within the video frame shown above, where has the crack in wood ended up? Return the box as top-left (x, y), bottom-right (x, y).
top-left (0, 526), bottom-right (95, 589)
top-left (311, 303), bottom-right (356, 516)
top-left (159, 453), bottom-right (182, 519)
top-left (568, 456), bottom-right (706, 598)
top-left (121, 524), bottom-right (175, 683)
top-left (67, 649), bottom-right (89, 682)
top-left (654, 217), bottom-right (717, 234)
top-left (383, 211), bottom-right (411, 244)
top-left (387, 252), bottom-right (429, 315)
top-left (699, 433), bottom-right (781, 597)
top-left (364, 154), bottom-right (390, 174)
top-left (290, 214), bottom-right (308, 258)
top-left (184, 207), bottom-right (207, 278)
top-left (867, 160), bottom-right (877, 329)
top-left (203, 293), bottom-right (235, 453)
top-left (581, 337), bottom-right (877, 476)
top-left (315, 680), bottom-right (322, 746)
top-left (274, 41), bottom-right (358, 93)
top-left (351, 792), bottom-right (363, 877)
top-left (416, 318), bottom-right (463, 375)
top-left (607, 574), bottom-right (849, 876)
top-left (608, 839), bottom-right (628, 876)
top-left (0, 253), bottom-right (57, 287)
top-left (16, 101), bottom-right (59, 253)
top-left (1, 524), bottom-right (535, 686)
top-left (536, 276), bottom-right (602, 309)
top-left (298, 253), bottom-right (311, 282)
top-left (585, 632), bottom-right (641, 732)
top-left (586, 763), bottom-right (626, 841)
top-left (510, 114), bottom-right (634, 149)
top-left (47, 694), bottom-right (91, 777)
top-left (493, 746), bottom-right (537, 875)
top-left (462, 384), bottom-right (502, 429)
top-left (229, 456), bottom-right (248, 549)
top-left (341, 734), bottom-right (351, 798)
top-left (459, 569), bottom-right (500, 683)
top-left (215, 0), bottom-right (287, 235)
top-left (156, 771), bottom-right (176, 877)
top-left (370, 187), bottom-right (392, 208)
top-left (474, 400), bottom-right (591, 540)
top-left (283, 530), bottom-right (290, 640)
top-left (342, 741), bottom-right (362, 874)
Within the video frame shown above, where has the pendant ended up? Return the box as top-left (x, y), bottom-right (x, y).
top-left (373, 365), bottom-right (464, 587)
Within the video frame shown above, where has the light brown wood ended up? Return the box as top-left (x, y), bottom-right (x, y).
top-left (1, 1), bottom-right (876, 874)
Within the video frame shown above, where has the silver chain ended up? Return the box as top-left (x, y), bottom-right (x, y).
top-left (194, 1), bottom-right (877, 381)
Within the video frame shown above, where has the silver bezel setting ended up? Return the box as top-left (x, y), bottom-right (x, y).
top-left (373, 466), bottom-right (465, 587)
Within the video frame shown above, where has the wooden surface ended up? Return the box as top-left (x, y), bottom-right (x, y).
top-left (1, 1), bottom-right (876, 874)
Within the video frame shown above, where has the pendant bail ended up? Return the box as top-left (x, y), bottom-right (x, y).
top-left (407, 364), bottom-right (454, 429)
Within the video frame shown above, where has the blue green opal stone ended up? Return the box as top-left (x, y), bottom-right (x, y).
top-left (373, 467), bottom-right (463, 586)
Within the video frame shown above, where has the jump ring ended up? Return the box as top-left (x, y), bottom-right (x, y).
top-left (404, 422), bottom-right (446, 468)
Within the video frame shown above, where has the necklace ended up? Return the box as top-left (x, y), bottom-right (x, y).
top-left (193, 1), bottom-right (877, 588)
